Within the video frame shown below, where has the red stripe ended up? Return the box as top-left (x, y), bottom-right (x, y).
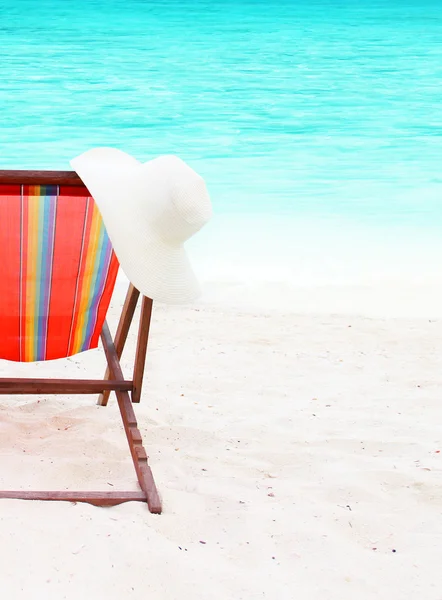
top-left (45, 189), bottom-right (89, 360)
top-left (0, 184), bottom-right (21, 197)
top-left (0, 186), bottom-right (21, 360)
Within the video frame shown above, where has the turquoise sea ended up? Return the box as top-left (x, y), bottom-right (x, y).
top-left (1, 0), bottom-right (442, 291)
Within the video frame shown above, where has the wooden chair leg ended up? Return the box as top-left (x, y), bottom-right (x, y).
top-left (132, 296), bottom-right (153, 403)
top-left (101, 322), bottom-right (161, 514)
top-left (98, 284), bottom-right (140, 406)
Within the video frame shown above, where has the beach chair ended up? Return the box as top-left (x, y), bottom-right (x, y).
top-left (0, 170), bottom-right (161, 513)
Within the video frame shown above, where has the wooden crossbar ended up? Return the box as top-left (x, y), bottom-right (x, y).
top-left (0, 379), bottom-right (133, 394)
top-left (0, 491), bottom-right (147, 506)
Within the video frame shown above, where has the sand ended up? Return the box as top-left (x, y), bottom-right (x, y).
top-left (0, 278), bottom-right (441, 599)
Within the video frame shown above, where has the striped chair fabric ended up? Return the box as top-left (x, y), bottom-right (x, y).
top-left (0, 184), bottom-right (119, 362)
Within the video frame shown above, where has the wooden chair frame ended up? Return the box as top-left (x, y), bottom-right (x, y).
top-left (0, 171), bottom-right (161, 513)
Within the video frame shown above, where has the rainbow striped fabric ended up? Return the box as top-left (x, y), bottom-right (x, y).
top-left (0, 184), bottom-right (119, 362)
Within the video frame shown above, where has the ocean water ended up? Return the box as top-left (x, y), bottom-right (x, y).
top-left (1, 0), bottom-right (442, 292)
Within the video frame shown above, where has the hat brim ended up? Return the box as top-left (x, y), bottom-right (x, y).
top-left (120, 237), bottom-right (201, 304)
top-left (71, 148), bottom-right (201, 304)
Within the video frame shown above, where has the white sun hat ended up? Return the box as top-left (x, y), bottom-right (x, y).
top-left (71, 147), bottom-right (212, 304)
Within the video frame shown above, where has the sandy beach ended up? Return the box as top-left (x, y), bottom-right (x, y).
top-left (0, 276), bottom-right (441, 599)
